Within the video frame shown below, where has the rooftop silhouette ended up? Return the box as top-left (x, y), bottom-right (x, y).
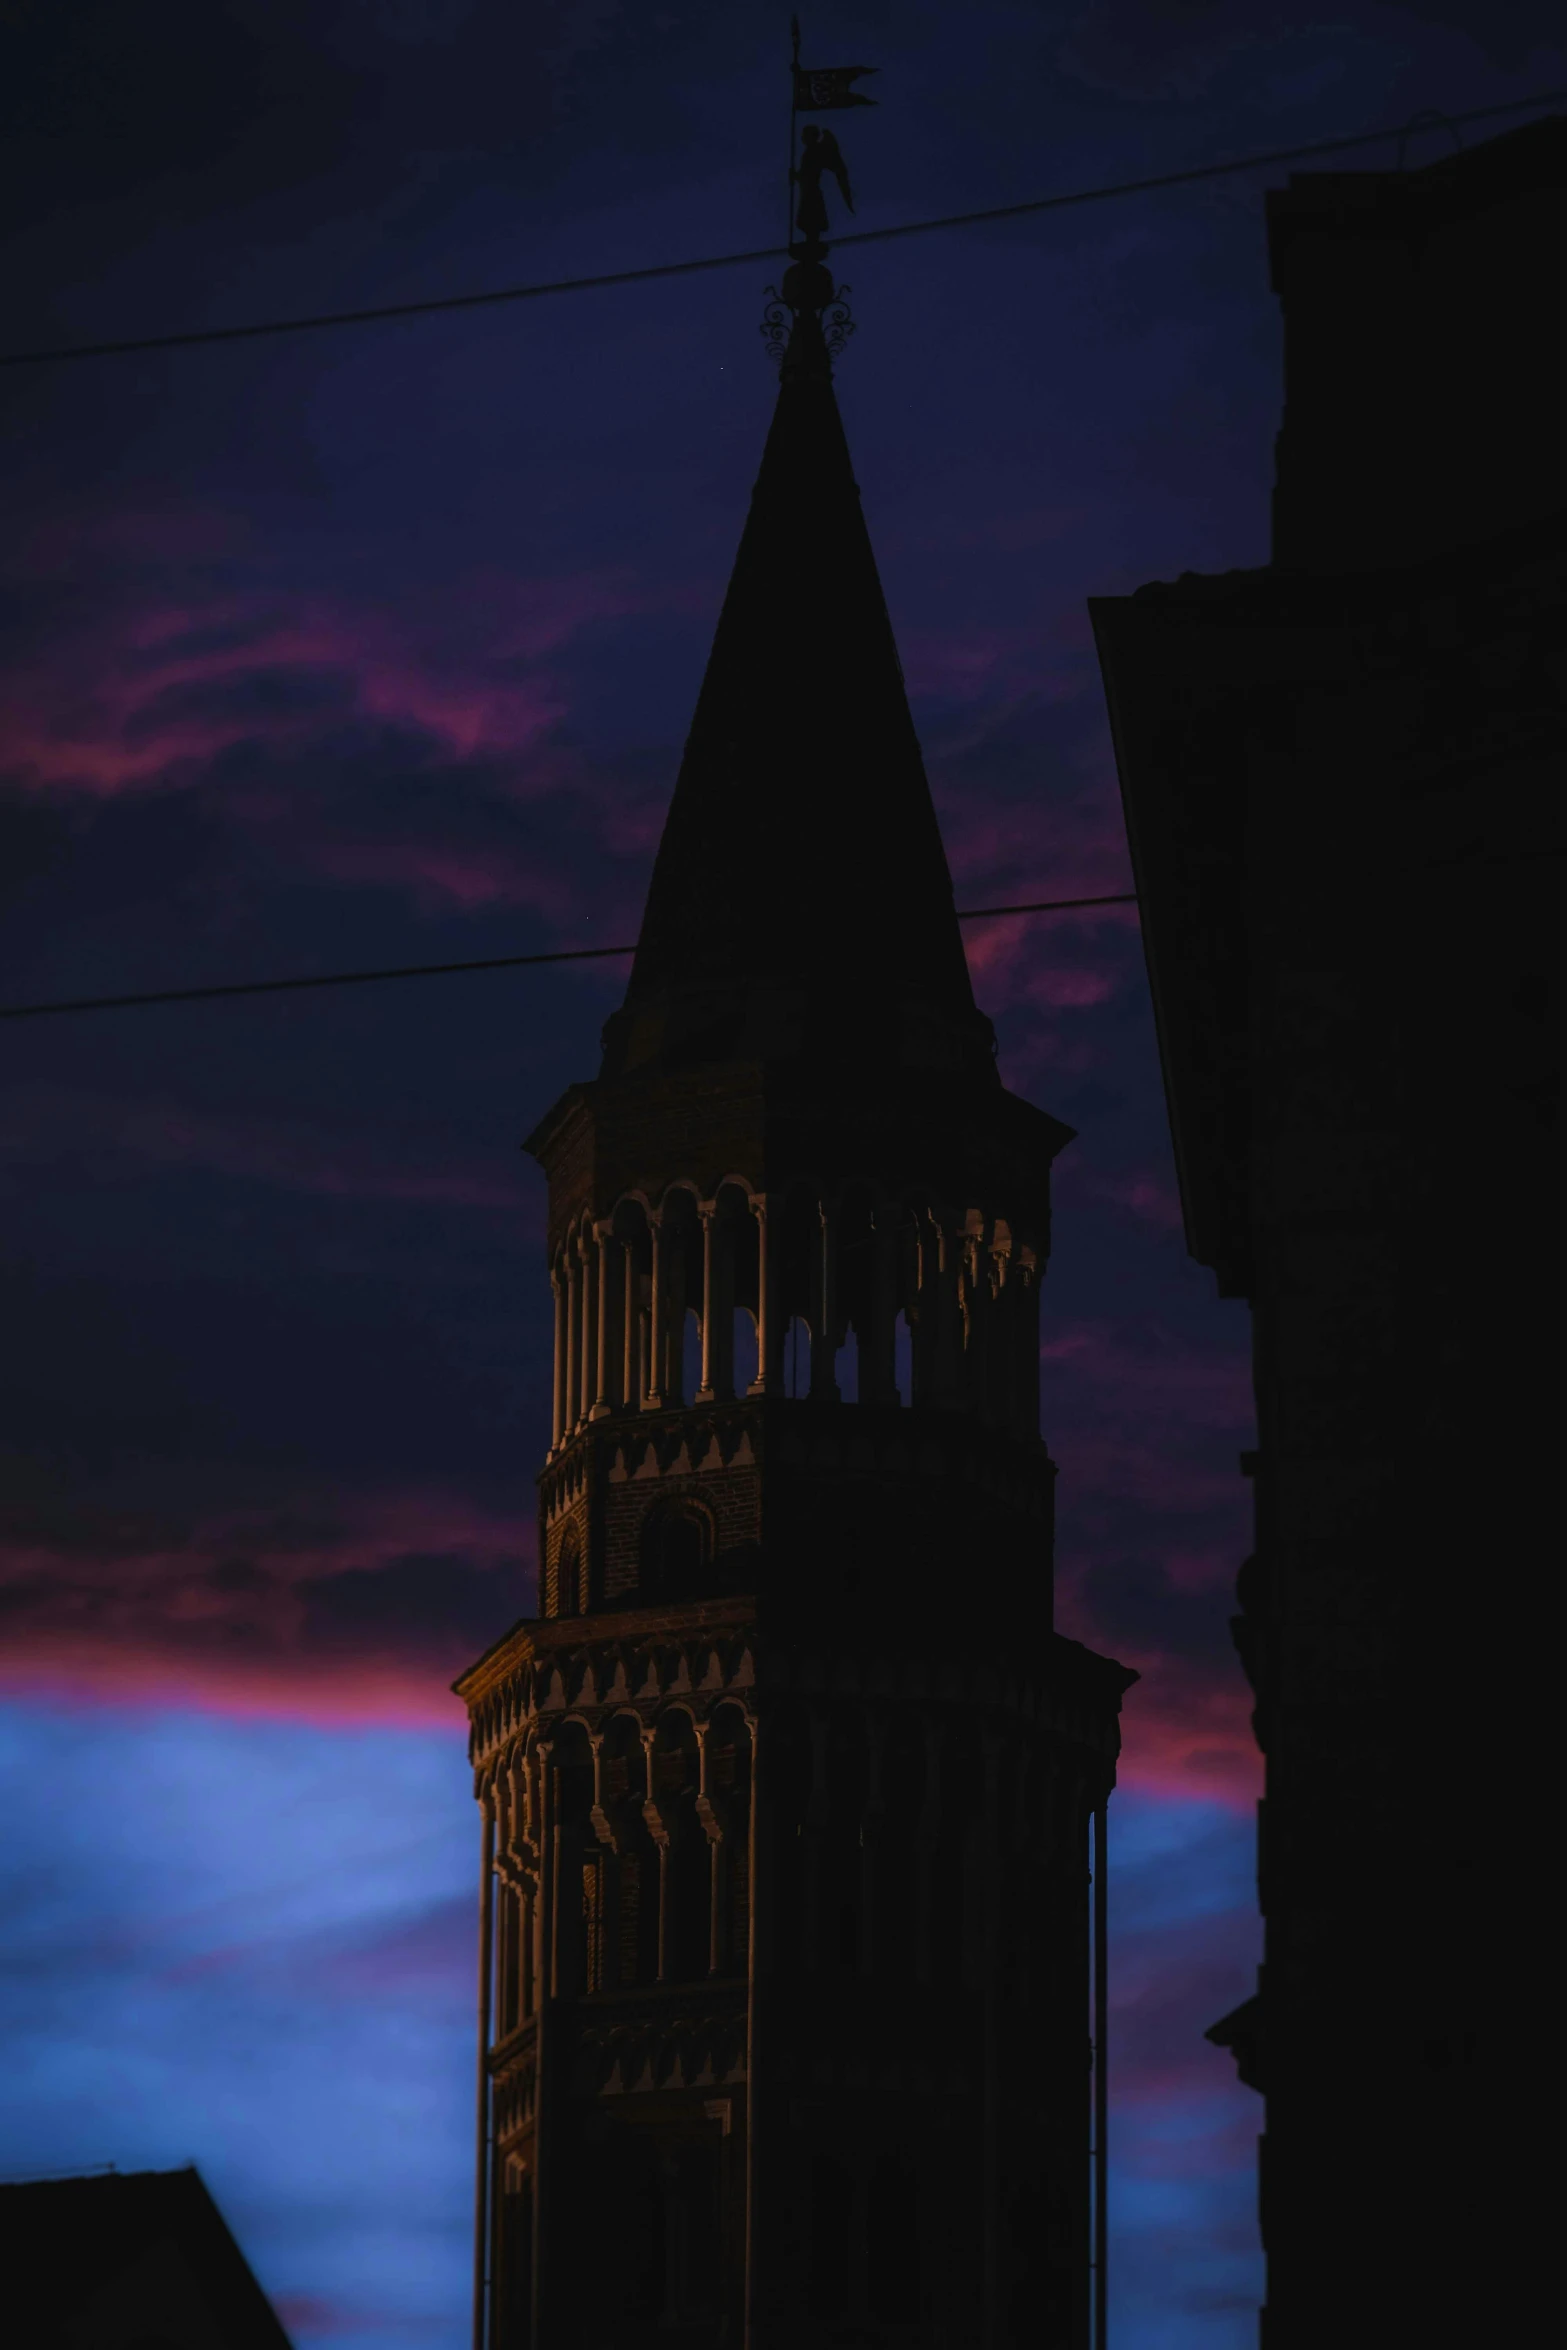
top-left (0, 2164), bottom-right (294, 2349)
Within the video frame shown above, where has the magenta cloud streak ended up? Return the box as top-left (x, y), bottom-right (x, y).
top-left (0, 1488), bottom-right (535, 1729)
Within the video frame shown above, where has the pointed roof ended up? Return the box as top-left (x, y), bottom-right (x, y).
top-left (602, 265), bottom-right (990, 1081)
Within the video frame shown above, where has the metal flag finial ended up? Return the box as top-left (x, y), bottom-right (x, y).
top-left (762, 18), bottom-right (869, 369)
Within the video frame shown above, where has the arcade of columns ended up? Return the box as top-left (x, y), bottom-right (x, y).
top-left (546, 1182), bottom-right (1043, 1449)
top-left (463, 1597), bottom-right (1121, 2345)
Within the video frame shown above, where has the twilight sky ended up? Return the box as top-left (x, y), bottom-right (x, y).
top-left (2, 5), bottom-right (1562, 2346)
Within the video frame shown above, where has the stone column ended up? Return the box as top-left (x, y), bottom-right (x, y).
top-left (640, 1726), bottom-right (671, 1982)
top-left (750, 1196), bottom-right (776, 1393)
top-left (549, 1266), bottom-right (565, 1450)
top-left (645, 1216), bottom-right (665, 1409)
top-left (932, 1219), bottom-right (964, 1406)
top-left (909, 1213), bottom-right (938, 1407)
top-left (696, 1203), bottom-right (719, 1403)
top-left (694, 1719), bottom-right (724, 1976)
top-left (622, 1237), bottom-right (638, 1412)
top-left (519, 1749), bottom-right (540, 2022)
top-left (563, 1249), bottom-right (580, 1437)
top-left (577, 1233), bottom-right (595, 1428)
top-left (665, 1220), bottom-right (688, 1407)
top-left (961, 1214), bottom-right (989, 1420)
top-left (810, 1199), bottom-right (840, 1400)
top-left (862, 1207), bottom-right (899, 1406)
top-left (592, 1226), bottom-right (613, 1419)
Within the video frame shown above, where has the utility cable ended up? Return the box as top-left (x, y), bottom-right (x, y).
top-left (1, 91), bottom-right (1560, 369)
top-left (0, 893), bottom-right (1138, 1022)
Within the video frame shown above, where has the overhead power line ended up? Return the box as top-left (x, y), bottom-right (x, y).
top-left (2, 91), bottom-right (1560, 370)
top-left (0, 893), bottom-right (1138, 1023)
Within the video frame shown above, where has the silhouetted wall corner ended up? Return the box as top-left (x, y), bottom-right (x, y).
top-left (1206, 1994), bottom-right (1265, 2095)
top-left (1268, 113), bottom-right (1567, 572)
top-left (0, 2164), bottom-right (294, 2350)
top-left (1088, 110), bottom-right (1562, 2350)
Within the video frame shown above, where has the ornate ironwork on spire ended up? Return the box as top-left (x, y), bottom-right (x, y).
top-left (760, 25), bottom-right (866, 372)
top-left (759, 256), bottom-right (854, 370)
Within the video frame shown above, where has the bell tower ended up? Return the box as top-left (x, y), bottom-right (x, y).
top-left (456, 213), bottom-right (1136, 2350)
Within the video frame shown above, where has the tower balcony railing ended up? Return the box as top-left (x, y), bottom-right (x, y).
top-left (546, 1184), bottom-right (1043, 1455)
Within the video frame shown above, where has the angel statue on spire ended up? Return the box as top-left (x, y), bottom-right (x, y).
top-left (792, 123), bottom-right (854, 245)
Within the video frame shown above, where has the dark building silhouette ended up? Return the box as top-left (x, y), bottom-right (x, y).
top-left (0, 2164), bottom-right (294, 2349)
top-left (456, 235), bottom-right (1135, 2350)
top-left (1091, 116), bottom-right (1565, 2349)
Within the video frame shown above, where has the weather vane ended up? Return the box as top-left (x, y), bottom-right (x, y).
top-left (761, 16), bottom-right (877, 368)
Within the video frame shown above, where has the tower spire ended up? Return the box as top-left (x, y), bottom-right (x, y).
top-left (602, 126), bottom-right (989, 1084)
top-left (465, 70), bottom-right (1133, 2350)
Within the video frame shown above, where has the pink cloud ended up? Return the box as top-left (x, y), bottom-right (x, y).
top-left (2, 600), bottom-right (569, 801)
top-left (300, 835), bottom-right (607, 923)
top-left (0, 1489), bottom-right (535, 1727)
top-left (272, 2294), bottom-right (440, 2343)
top-left (1036, 1315), bottom-right (1256, 1805)
top-left (1041, 1319), bottom-right (1251, 1424)
top-left (928, 774), bottom-right (1142, 1049)
top-left (1041, 1319), bottom-right (1253, 1523)
top-left (0, 506), bottom-right (650, 806)
top-left (1108, 1652), bottom-right (1259, 1808)
top-left (1072, 1168), bottom-right (1186, 1231)
top-left (272, 2296), bottom-right (365, 2340)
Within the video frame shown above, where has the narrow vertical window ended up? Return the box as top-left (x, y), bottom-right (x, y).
top-left (582, 1854), bottom-right (605, 1993)
top-left (555, 1534), bottom-right (581, 1619)
top-left (619, 1855), bottom-right (642, 1986)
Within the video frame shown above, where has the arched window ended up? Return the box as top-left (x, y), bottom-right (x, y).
top-left (640, 1503), bottom-right (713, 1602)
top-left (555, 1534), bottom-right (582, 1619)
